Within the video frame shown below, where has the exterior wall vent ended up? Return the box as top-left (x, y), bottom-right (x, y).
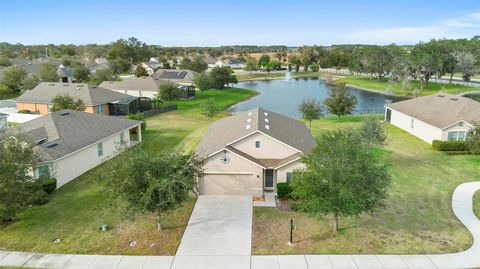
top-left (265, 118), bottom-right (269, 123)
top-left (248, 112), bottom-right (252, 116)
top-left (247, 118), bottom-right (251, 123)
top-left (246, 124), bottom-right (251, 130)
top-left (265, 124), bottom-right (270, 130)
top-left (264, 112), bottom-right (268, 117)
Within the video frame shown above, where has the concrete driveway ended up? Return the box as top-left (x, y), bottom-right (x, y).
top-left (172, 195), bottom-right (252, 269)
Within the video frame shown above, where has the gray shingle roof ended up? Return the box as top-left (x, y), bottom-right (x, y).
top-left (16, 82), bottom-right (132, 106)
top-left (99, 77), bottom-right (165, 92)
top-left (386, 93), bottom-right (480, 129)
top-left (152, 69), bottom-right (195, 83)
top-left (196, 108), bottom-right (316, 157)
top-left (11, 110), bottom-right (141, 162)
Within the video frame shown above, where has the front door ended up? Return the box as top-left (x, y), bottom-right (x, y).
top-left (265, 169), bottom-right (274, 189)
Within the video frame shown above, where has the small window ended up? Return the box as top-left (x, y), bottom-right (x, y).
top-left (410, 118), bottom-right (415, 129)
top-left (119, 132), bottom-right (125, 145)
top-left (37, 165), bottom-right (49, 178)
top-left (255, 140), bottom-right (260, 148)
top-left (96, 105), bottom-right (104, 114)
top-left (97, 142), bottom-right (103, 156)
top-left (286, 172), bottom-right (293, 183)
top-left (448, 131), bottom-right (467, 141)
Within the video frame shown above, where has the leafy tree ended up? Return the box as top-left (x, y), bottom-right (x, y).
top-left (298, 98), bottom-right (322, 130)
top-left (324, 83), bottom-right (357, 121)
top-left (410, 42), bottom-right (443, 89)
top-left (0, 136), bottom-right (46, 223)
top-left (258, 54), bottom-right (271, 67)
top-left (359, 115), bottom-right (387, 147)
top-left (109, 58), bottom-right (131, 75)
top-left (288, 55), bottom-right (302, 72)
top-left (134, 64), bottom-right (148, 77)
top-left (0, 56), bottom-right (11, 67)
top-left (298, 46), bottom-right (318, 72)
top-left (2, 66), bottom-right (27, 94)
top-left (90, 68), bottom-right (117, 85)
top-left (193, 72), bottom-right (214, 93)
top-left (390, 54), bottom-right (411, 96)
top-left (210, 67), bottom-right (236, 89)
top-left (38, 63), bottom-right (59, 82)
top-left (467, 123), bottom-right (480, 155)
top-left (245, 58), bottom-right (257, 74)
top-left (452, 51), bottom-right (478, 82)
top-left (126, 112), bottom-right (146, 131)
top-left (202, 98), bottom-right (220, 118)
top-left (51, 94), bottom-right (86, 112)
top-left (179, 56), bottom-right (208, 73)
top-left (159, 81), bottom-right (179, 100)
top-left (106, 37), bottom-right (149, 64)
top-left (291, 129), bottom-right (390, 233)
top-left (108, 150), bottom-right (204, 230)
top-left (309, 64), bottom-right (320, 72)
top-left (72, 64), bottom-right (90, 82)
top-left (22, 74), bottom-right (40, 90)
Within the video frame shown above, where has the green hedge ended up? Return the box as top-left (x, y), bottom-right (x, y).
top-left (277, 182), bottom-right (292, 199)
top-left (432, 140), bottom-right (469, 152)
top-left (38, 177), bottom-right (57, 194)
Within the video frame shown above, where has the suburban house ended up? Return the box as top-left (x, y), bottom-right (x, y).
top-left (152, 69), bottom-right (195, 87)
top-left (215, 59), bottom-right (246, 68)
top-left (7, 110), bottom-right (142, 187)
top-left (385, 93), bottom-right (480, 144)
top-left (205, 57), bottom-right (218, 68)
top-left (57, 64), bottom-right (73, 83)
top-left (141, 61), bottom-right (163, 75)
top-left (99, 76), bottom-right (195, 99)
top-left (16, 82), bottom-right (152, 116)
top-left (195, 108), bottom-right (316, 197)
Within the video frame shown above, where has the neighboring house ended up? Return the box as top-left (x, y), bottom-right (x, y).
top-left (94, 57), bottom-right (109, 65)
top-left (16, 82), bottom-right (152, 116)
top-left (0, 113), bottom-right (7, 130)
top-left (0, 57), bottom-right (61, 81)
top-left (385, 93), bottom-right (480, 144)
top-left (152, 69), bottom-right (196, 86)
top-left (57, 64), bottom-right (73, 83)
top-left (7, 110), bottom-right (142, 187)
top-left (141, 61), bottom-right (163, 75)
top-left (100, 76), bottom-right (195, 99)
top-left (216, 59), bottom-right (246, 68)
top-left (195, 108), bottom-right (316, 197)
top-left (205, 57), bottom-right (218, 68)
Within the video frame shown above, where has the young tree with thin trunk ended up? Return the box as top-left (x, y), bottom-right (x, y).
top-left (108, 150), bottom-right (204, 231)
top-left (324, 82), bottom-right (357, 121)
top-left (291, 129), bottom-right (390, 233)
top-left (298, 98), bottom-right (322, 130)
top-left (51, 94), bottom-right (86, 112)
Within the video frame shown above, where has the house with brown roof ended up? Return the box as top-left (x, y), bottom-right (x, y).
top-left (385, 93), bottom-right (480, 144)
top-left (152, 69), bottom-right (195, 86)
top-left (5, 110), bottom-right (142, 187)
top-left (195, 108), bottom-right (316, 197)
top-left (16, 82), bottom-right (151, 116)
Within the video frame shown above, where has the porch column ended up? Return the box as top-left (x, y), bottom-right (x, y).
top-left (137, 125), bottom-right (142, 142)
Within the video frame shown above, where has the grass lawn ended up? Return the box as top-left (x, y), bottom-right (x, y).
top-left (0, 87), bottom-right (257, 255)
top-left (253, 116), bottom-right (480, 255)
top-left (475, 191), bottom-right (480, 219)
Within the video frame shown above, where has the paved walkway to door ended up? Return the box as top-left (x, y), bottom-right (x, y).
top-left (0, 182), bottom-right (479, 268)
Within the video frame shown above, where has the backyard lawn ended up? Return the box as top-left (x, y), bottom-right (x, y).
top-left (253, 116), bottom-right (480, 255)
top-left (0, 87), bottom-right (256, 255)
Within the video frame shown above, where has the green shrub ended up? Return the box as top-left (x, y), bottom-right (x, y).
top-left (17, 109), bottom-right (32, 114)
top-left (432, 140), bottom-right (469, 152)
top-left (38, 177), bottom-right (57, 194)
top-left (28, 190), bottom-right (49, 205)
top-left (126, 112), bottom-right (146, 130)
top-left (277, 182), bottom-right (292, 199)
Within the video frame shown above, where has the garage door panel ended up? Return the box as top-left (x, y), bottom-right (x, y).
top-left (200, 174), bottom-right (253, 195)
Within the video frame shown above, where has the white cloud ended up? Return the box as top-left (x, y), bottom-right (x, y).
top-left (348, 11), bottom-right (480, 44)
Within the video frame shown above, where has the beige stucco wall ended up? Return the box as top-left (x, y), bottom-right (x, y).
top-left (276, 160), bottom-right (305, 184)
top-left (39, 129), bottom-right (132, 188)
top-left (231, 132), bottom-right (298, 159)
top-left (387, 108), bottom-right (443, 144)
top-left (441, 121), bottom-right (473, 141)
top-left (112, 89), bottom-right (157, 99)
top-left (16, 102), bottom-right (50, 115)
top-left (203, 150), bottom-right (263, 196)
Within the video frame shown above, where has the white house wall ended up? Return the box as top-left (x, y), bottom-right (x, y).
top-left (441, 121), bottom-right (473, 140)
top-left (276, 160), bottom-right (305, 183)
top-left (231, 132), bottom-right (298, 159)
top-left (388, 108), bottom-right (443, 144)
top-left (112, 89), bottom-right (157, 99)
top-left (50, 130), bottom-right (131, 188)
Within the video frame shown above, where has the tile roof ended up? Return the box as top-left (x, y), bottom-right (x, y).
top-left (196, 108), bottom-right (316, 157)
top-left (386, 93), bottom-right (480, 129)
top-left (16, 82), bottom-right (132, 106)
top-left (9, 110), bottom-right (141, 162)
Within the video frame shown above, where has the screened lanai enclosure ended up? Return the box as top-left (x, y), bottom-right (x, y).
top-left (108, 96), bottom-right (152, 116)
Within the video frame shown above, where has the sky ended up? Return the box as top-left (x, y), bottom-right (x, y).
top-left (0, 0), bottom-right (479, 46)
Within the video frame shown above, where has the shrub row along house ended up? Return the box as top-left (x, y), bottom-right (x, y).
top-left (100, 69), bottom-right (196, 99)
top-left (385, 93), bottom-right (480, 144)
top-left (5, 110), bottom-right (142, 187)
top-left (195, 108), bottom-right (315, 197)
top-left (16, 82), bottom-right (152, 116)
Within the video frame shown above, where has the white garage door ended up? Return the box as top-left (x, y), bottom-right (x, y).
top-left (199, 174), bottom-right (254, 195)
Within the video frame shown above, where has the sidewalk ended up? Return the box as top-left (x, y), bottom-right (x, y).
top-left (1, 182), bottom-right (479, 269)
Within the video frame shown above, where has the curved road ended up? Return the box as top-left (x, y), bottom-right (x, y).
top-left (0, 182), bottom-right (479, 269)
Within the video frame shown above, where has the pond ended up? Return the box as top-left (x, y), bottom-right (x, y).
top-left (231, 77), bottom-right (402, 118)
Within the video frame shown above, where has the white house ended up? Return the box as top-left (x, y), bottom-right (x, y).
top-left (195, 108), bottom-right (316, 197)
top-left (385, 93), bottom-right (480, 144)
top-left (215, 59), bottom-right (246, 69)
top-left (9, 110), bottom-right (142, 188)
